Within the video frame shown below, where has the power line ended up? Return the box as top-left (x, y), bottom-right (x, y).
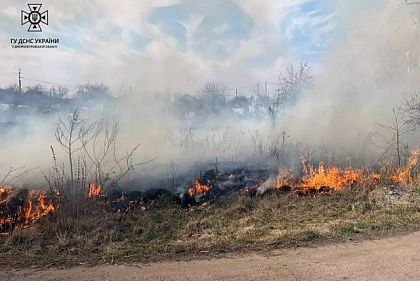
top-left (21, 77), bottom-right (77, 88)
top-left (347, 1), bottom-right (405, 66)
top-left (7, 74), bottom-right (274, 96)
top-left (172, 82), bottom-right (283, 98)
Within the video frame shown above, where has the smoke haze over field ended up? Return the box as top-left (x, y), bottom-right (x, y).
top-left (0, 0), bottom-right (406, 91)
top-left (0, 0), bottom-right (419, 184)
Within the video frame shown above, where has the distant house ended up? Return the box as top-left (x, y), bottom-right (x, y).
top-left (0, 89), bottom-right (69, 108)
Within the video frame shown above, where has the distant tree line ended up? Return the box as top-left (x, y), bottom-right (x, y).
top-left (170, 63), bottom-right (313, 125)
top-left (0, 63), bottom-right (313, 120)
top-left (0, 83), bottom-right (113, 112)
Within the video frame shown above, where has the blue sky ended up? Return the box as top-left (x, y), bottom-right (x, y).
top-left (0, 0), bottom-right (393, 91)
top-left (283, 1), bottom-right (337, 62)
top-left (149, 0), bottom-right (254, 58)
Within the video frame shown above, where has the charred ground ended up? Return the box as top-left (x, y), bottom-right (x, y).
top-left (0, 175), bottom-right (419, 268)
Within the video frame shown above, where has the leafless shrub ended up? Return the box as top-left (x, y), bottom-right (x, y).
top-left (53, 109), bottom-right (94, 198)
top-left (376, 107), bottom-right (413, 167)
top-left (402, 93), bottom-right (420, 129)
top-left (278, 63), bottom-right (313, 104)
top-left (179, 127), bottom-right (195, 153)
top-left (248, 130), bottom-right (264, 158)
top-left (254, 63), bottom-right (313, 127)
top-left (48, 108), bottom-right (157, 199)
top-left (0, 166), bottom-right (31, 186)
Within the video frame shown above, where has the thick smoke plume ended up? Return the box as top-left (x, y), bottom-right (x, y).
top-left (0, 0), bottom-right (419, 187)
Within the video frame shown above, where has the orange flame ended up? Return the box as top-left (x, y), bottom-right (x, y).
top-left (25, 191), bottom-right (55, 222)
top-left (88, 183), bottom-right (102, 198)
top-left (1, 187), bottom-right (55, 231)
top-left (0, 187), bottom-right (12, 199)
top-left (392, 149), bottom-right (418, 184)
top-left (187, 180), bottom-right (210, 197)
top-left (368, 172), bottom-right (381, 182)
top-left (275, 169), bottom-right (294, 189)
top-left (0, 187), bottom-right (13, 227)
top-left (271, 161), bottom-right (364, 194)
top-left (300, 163), bottom-right (363, 191)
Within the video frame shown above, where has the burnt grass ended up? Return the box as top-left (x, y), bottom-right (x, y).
top-left (0, 185), bottom-right (419, 268)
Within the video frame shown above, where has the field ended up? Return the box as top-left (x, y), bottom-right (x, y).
top-left (1, 182), bottom-right (419, 268)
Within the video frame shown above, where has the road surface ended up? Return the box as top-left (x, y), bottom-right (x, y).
top-left (2, 232), bottom-right (420, 281)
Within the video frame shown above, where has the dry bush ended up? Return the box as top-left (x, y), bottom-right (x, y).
top-left (41, 109), bottom-right (156, 230)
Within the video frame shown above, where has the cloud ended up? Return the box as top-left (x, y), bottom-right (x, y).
top-left (283, 0), bottom-right (337, 62)
top-left (0, 0), bottom-right (296, 92)
top-left (1, 0), bottom-right (418, 175)
top-left (0, 0), bottom-right (390, 94)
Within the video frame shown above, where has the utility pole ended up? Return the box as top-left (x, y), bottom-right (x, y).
top-left (169, 160), bottom-right (176, 194)
top-left (281, 131), bottom-right (287, 156)
top-left (18, 68), bottom-right (22, 93)
top-left (406, 0), bottom-right (420, 67)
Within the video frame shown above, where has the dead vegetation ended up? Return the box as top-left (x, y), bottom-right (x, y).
top-left (0, 181), bottom-right (419, 268)
top-left (0, 84), bottom-right (419, 268)
top-left (0, 111), bottom-right (418, 268)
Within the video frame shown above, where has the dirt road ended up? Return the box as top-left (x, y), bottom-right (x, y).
top-left (2, 232), bottom-right (420, 281)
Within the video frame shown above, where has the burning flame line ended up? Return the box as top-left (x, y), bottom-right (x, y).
top-left (391, 150), bottom-right (418, 185)
top-left (1, 182), bottom-right (102, 233)
top-left (0, 188), bottom-right (55, 231)
top-left (273, 164), bottom-right (363, 193)
top-left (88, 183), bottom-right (102, 198)
top-left (187, 180), bottom-right (210, 197)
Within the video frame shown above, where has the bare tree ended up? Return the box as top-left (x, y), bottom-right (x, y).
top-left (0, 167), bottom-right (31, 186)
top-left (80, 119), bottom-right (158, 191)
top-left (278, 62), bottom-right (313, 106)
top-left (76, 83), bottom-right (110, 100)
top-left (110, 144), bottom-right (157, 188)
top-left (179, 127), bottom-right (195, 153)
top-left (268, 131), bottom-right (290, 167)
top-left (256, 63), bottom-right (313, 127)
top-left (402, 93), bottom-right (420, 129)
top-left (248, 130), bottom-right (264, 158)
top-left (52, 108), bottom-right (157, 197)
top-left (376, 108), bottom-right (412, 167)
top-left (54, 109), bottom-right (94, 192)
top-left (50, 86), bottom-right (69, 99)
top-left (197, 82), bottom-right (227, 116)
top-left (79, 120), bottom-right (118, 187)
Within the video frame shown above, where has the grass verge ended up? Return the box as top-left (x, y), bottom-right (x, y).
top-left (0, 185), bottom-right (419, 268)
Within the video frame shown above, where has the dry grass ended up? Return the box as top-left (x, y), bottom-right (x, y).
top-left (0, 185), bottom-right (419, 268)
